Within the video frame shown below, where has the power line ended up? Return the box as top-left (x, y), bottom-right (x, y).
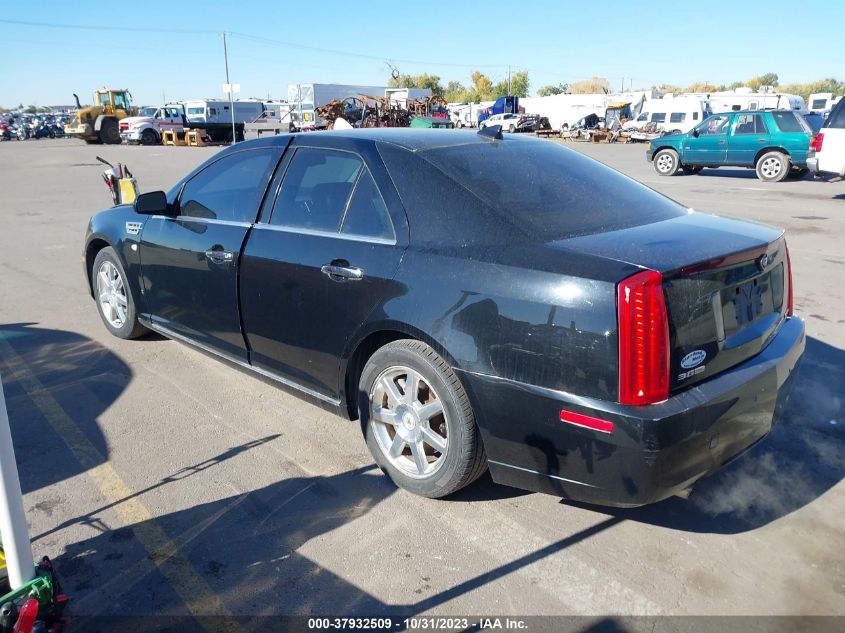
top-left (0, 18), bottom-right (215, 34)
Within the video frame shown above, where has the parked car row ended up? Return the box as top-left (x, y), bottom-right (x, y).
top-left (646, 108), bottom-right (844, 182)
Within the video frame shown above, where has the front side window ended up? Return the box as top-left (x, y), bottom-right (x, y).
top-left (271, 148), bottom-right (362, 231)
top-left (178, 148), bottom-right (280, 222)
top-left (651, 113), bottom-right (666, 123)
top-left (637, 112), bottom-right (648, 122)
top-left (733, 114), bottom-right (768, 134)
top-left (696, 114), bottom-right (731, 136)
top-left (669, 112), bottom-right (686, 123)
top-left (98, 93), bottom-right (110, 106)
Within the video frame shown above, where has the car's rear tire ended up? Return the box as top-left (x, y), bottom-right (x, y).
top-left (140, 129), bottom-right (158, 146)
top-left (358, 340), bottom-right (487, 498)
top-left (92, 247), bottom-right (148, 340)
top-left (653, 149), bottom-right (680, 176)
top-left (508, 124), bottom-right (515, 133)
top-left (682, 165), bottom-right (703, 175)
top-left (755, 151), bottom-right (790, 182)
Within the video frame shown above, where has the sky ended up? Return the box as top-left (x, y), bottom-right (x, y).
top-left (1, 0), bottom-right (843, 108)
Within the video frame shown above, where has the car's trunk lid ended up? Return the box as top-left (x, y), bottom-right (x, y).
top-left (554, 212), bottom-right (789, 394)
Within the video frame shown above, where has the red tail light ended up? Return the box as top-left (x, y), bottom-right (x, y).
top-left (617, 269), bottom-right (670, 405)
top-left (810, 133), bottom-right (824, 153)
top-left (786, 244), bottom-right (794, 317)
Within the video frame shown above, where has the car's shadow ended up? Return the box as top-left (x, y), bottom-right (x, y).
top-left (0, 322), bottom-right (130, 494)
top-left (565, 335), bottom-right (844, 534)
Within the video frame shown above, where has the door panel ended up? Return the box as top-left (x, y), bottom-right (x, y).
top-left (141, 218), bottom-right (250, 359)
top-left (240, 229), bottom-right (404, 395)
top-left (683, 114), bottom-right (731, 164)
top-left (139, 146), bottom-right (283, 360)
top-left (727, 113), bottom-right (769, 164)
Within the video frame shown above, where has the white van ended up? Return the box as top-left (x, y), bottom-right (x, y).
top-left (807, 98), bottom-right (845, 178)
top-left (623, 97), bottom-right (709, 134)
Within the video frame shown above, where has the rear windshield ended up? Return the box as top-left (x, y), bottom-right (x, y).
top-left (771, 111), bottom-right (809, 133)
top-left (379, 137), bottom-right (686, 244)
top-left (825, 99), bottom-right (845, 129)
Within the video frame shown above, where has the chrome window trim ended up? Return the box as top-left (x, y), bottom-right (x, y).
top-left (150, 215), bottom-right (253, 228)
top-left (147, 321), bottom-right (341, 406)
top-left (252, 222), bottom-right (397, 246)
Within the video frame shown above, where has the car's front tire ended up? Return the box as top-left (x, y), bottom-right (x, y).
top-left (92, 247), bottom-right (148, 340)
top-left (755, 151), bottom-right (790, 182)
top-left (359, 340), bottom-right (487, 498)
top-left (140, 129), bottom-right (158, 146)
top-left (653, 149), bottom-right (680, 176)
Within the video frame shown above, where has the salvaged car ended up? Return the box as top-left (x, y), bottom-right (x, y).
top-left (647, 109), bottom-right (812, 181)
top-left (84, 128), bottom-right (804, 507)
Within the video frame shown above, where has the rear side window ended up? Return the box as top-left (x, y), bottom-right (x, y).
top-left (825, 100), bottom-right (845, 128)
top-left (652, 113), bottom-right (666, 123)
top-left (733, 114), bottom-right (768, 134)
top-left (271, 148), bottom-right (361, 231)
top-left (771, 111), bottom-right (806, 133)
top-left (669, 112), bottom-right (686, 123)
top-left (340, 168), bottom-right (394, 241)
top-left (811, 99), bottom-right (827, 110)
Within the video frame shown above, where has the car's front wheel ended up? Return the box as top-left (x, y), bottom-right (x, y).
top-left (653, 149), bottom-right (680, 176)
top-left (755, 151), bottom-right (790, 182)
top-left (92, 247), bottom-right (148, 339)
top-left (140, 129), bottom-right (158, 146)
top-left (359, 340), bottom-right (487, 498)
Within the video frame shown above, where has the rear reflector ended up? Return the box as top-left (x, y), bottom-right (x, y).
top-left (617, 269), bottom-right (670, 405)
top-left (560, 410), bottom-right (614, 434)
top-left (786, 244), bottom-right (794, 317)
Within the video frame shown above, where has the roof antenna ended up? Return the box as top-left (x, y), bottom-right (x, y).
top-left (477, 124), bottom-right (503, 141)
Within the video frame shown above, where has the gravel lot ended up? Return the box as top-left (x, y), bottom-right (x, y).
top-left (0, 136), bottom-right (843, 626)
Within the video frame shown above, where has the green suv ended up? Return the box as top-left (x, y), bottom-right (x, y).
top-left (646, 110), bottom-right (812, 182)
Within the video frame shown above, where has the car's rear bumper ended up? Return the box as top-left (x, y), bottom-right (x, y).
top-left (458, 316), bottom-right (805, 507)
top-left (806, 156), bottom-right (819, 173)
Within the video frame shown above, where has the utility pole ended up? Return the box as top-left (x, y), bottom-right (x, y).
top-left (222, 32), bottom-right (236, 144)
top-left (508, 65), bottom-right (512, 95)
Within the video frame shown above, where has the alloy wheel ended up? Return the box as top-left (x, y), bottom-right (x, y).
top-left (97, 261), bottom-right (128, 328)
top-left (369, 366), bottom-right (449, 479)
top-left (760, 157), bottom-right (782, 179)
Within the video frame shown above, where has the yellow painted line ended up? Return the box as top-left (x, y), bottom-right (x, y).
top-left (0, 336), bottom-right (245, 633)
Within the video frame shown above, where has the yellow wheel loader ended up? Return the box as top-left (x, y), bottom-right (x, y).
top-left (64, 89), bottom-right (136, 144)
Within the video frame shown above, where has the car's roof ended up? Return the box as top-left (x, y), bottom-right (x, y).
top-left (712, 109), bottom-right (800, 116)
top-left (235, 128), bottom-right (508, 153)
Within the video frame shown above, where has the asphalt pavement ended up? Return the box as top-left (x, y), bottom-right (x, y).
top-left (0, 136), bottom-right (842, 627)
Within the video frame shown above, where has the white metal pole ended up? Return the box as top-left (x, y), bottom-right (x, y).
top-left (0, 372), bottom-right (35, 589)
top-left (223, 32), bottom-right (236, 144)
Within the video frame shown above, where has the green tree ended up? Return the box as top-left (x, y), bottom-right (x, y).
top-left (685, 81), bottom-right (718, 93)
top-left (569, 77), bottom-right (611, 94)
top-left (444, 80), bottom-right (468, 102)
top-left (388, 73), bottom-right (444, 97)
top-left (537, 83), bottom-right (569, 97)
top-left (490, 72), bottom-right (529, 98)
top-left (746, 72), bottom-right (779, 91)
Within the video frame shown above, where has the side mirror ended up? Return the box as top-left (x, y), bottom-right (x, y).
top-left (691, 129), bottom-right (700, 138)
top-left (134, 190), bottom-right (170, 215)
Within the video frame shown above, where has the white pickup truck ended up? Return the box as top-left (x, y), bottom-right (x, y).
top-left (119, 105), bottom-right (185, 145)
top-left (807, 99), bottom-right (845, 178)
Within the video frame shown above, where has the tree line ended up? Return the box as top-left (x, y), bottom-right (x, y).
top-left (387, 71), bottom-right (844, 103)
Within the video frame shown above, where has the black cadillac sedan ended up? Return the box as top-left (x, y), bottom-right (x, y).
top-left (83, 128), bottom-right (805, 507)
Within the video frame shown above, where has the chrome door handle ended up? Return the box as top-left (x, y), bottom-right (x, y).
top-left (321, 264), bottom-right (363, 281)
top-left (205, 249), bottom-right (234, 263)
